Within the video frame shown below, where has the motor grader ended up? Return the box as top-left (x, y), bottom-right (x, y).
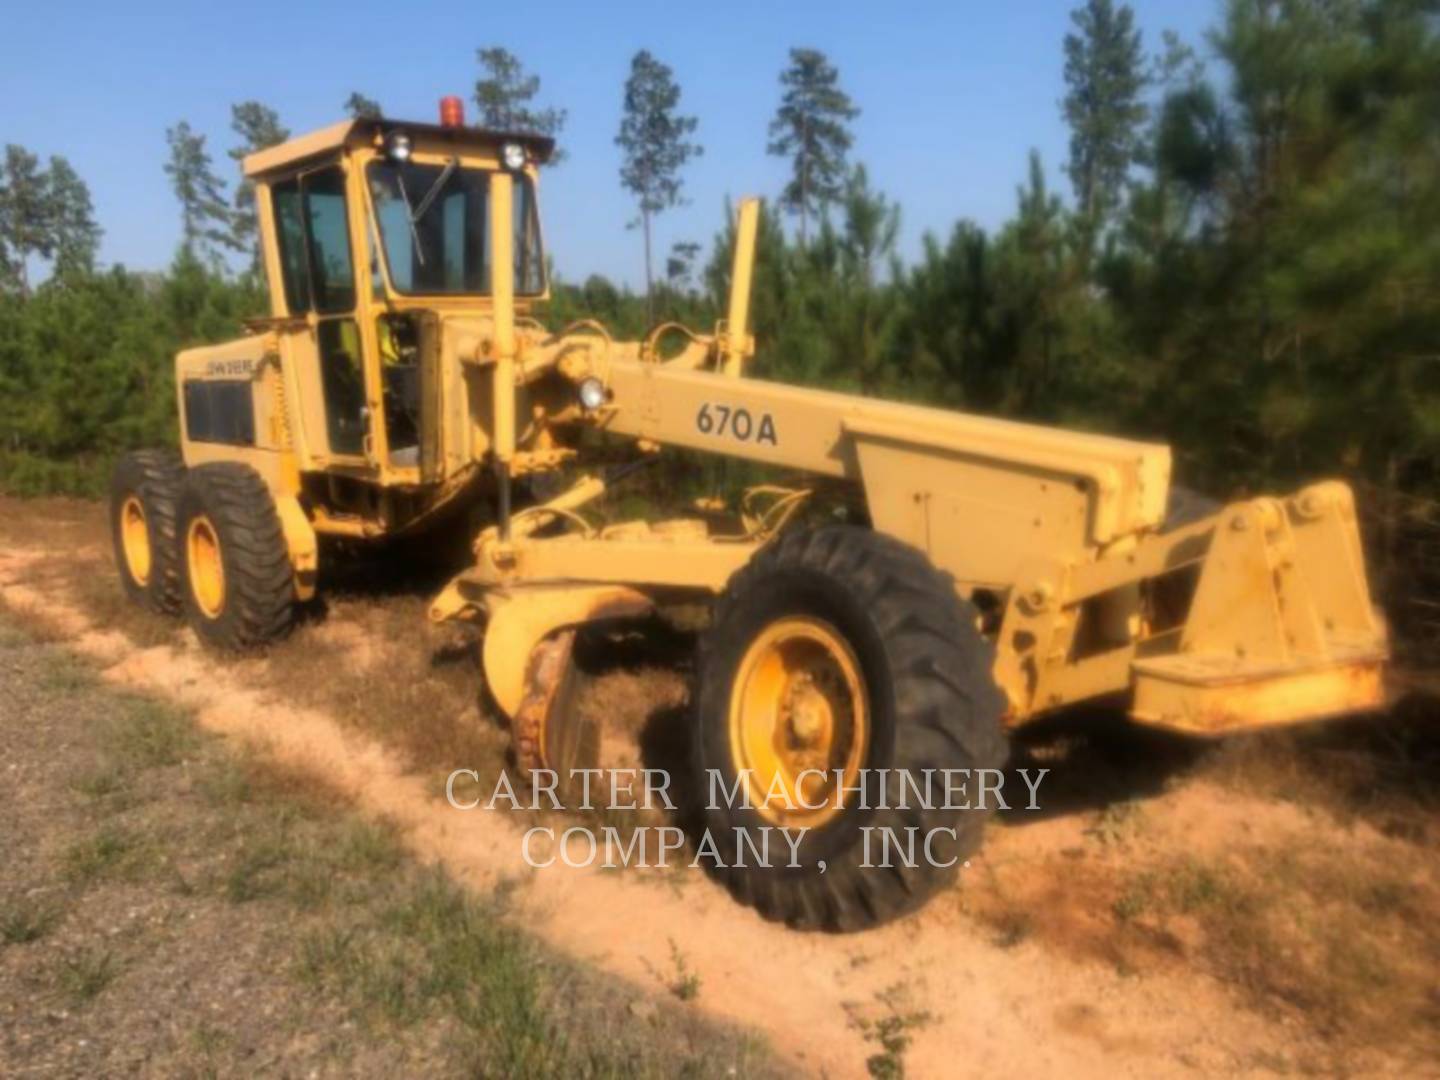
top-left (110, 100), bottom-right (1388, 930)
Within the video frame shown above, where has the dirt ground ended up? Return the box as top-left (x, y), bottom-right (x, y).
top-left (2, 495), bottom-right (1438, 1078)
top-left (0, 598), bottom-right (776, 1076)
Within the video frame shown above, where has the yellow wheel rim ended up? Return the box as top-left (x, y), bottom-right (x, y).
top-left (728, 616), bottom-right (869, 828)
top-left (120, 496), bottom-right (152, 586)
top-left (187, 515), bottom-right (225, 619)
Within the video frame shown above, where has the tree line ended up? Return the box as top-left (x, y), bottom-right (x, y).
top-left (1, 0), bottom-right (1437, 649)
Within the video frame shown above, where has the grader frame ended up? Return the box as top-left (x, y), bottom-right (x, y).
top-left (160, 111), bottom-right (1386, 738)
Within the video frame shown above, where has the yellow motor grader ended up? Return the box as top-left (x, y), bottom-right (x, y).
top-left (110, 102), bottom-right (1388, 929)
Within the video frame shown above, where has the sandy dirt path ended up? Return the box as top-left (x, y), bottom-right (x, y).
top-left (0, 545), bottom-right (1348, 1077)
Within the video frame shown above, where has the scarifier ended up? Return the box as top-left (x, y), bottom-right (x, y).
top-left (110, 101), bottom-right (1388, 929)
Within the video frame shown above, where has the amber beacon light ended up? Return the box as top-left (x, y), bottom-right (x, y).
top-left (439, 95), bottom-right (464, 128)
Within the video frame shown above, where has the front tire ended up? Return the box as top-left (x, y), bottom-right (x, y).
top-left (109, 450), bottom-right (185, 614)
top-left (177, 463), bottom-right (295, 651)
top-left (687, 526), bottom-right (1008, 931)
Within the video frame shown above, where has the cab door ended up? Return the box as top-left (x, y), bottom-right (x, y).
top-left (269, 164), bottom-right (374, 467)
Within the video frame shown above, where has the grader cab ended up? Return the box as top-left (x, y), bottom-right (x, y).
top-left (110, 100), bottom-right (1388, 930)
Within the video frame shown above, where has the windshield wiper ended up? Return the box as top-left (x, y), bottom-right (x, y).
top-left (394, 170), bottom-right (427, 268)
top-left (410, 157), bottom-right (458, 224)
top-left (392, 157), bottom-right (459, 269)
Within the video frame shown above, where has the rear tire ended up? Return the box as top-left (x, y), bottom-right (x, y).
top-left (177, 463), bottom-right (295, 651)
top-left (687, 525), bottom-right (1009, 931)
top-left (109, 450), bottom-right (185, 614)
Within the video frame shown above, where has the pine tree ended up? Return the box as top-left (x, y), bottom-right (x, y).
top-left (767, 48), bottom-right (860, 248)
top-left (228, 102), bottom-right (289, 263)
top-left (615, 50), bottom-right (702, 322)
top-left (473, 47), bottom-right (567, 160)
top-left (0, 145), bottom-right (54, 296)
top-left (165, 122), bottom-right (240, 265)
top-left (1062, 0), bottom-right (1147, 233)
top-left (344, 92), bottom-right (382, 120)
top-left (45, 156), bottom-right (101, 280)
top-left (832, 165), bottom-right (902, 393)
top-left (665, 240), bottom-right (701, 292)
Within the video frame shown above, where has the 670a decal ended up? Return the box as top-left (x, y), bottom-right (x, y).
top-left (696, 402), bottom-right (778, 446)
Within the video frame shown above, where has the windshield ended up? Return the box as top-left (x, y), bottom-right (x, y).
top-left (367, 160), bottom-right (544, 296)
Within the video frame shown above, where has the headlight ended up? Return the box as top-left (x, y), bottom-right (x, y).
top-left (577, 377), bottom-right (606, 411)
top-left (384, 131), bottom-right (412, 163)
top-left (501, 142), bottom-right (527, 171)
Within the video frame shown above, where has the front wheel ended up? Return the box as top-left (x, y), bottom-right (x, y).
top-left (109, 450), bottom-right (185, 614)
top-left (177, 463), bottom-right (295, 651)
top-left (686, 526), bottom-right (1009, 931)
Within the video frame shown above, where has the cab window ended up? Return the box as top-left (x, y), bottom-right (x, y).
top-left (303, 169), bottom-right (356, 313)
top-left (367, 161), bottom-right (544, 296)
top-left (271, 179), bottom-right (310, 313)
top-left (271, 166), bottom-right (356, 315)
top-left (270, 166), bottom-right (366, 458)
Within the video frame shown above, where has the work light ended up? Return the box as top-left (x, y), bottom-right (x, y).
top-left (501, 142), bottom-right (527, 171)
top-left (384, 131), bottom-right (412, 163)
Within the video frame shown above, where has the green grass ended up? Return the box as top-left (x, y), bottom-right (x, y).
top-left (71, 765), bottom-right (127, 800)
top-left (852, 983), bottom-right (932, 1080)
top-left (666, 938), bottom-right (701, 1002)
top-left (106, 696), bottom-right (200, 770)
top-left (66, 697), bottom-right (198, 810)
top-left (333, 818), bottom-right (405, 874)
top-left (64, 823), bottom-right (148, 885)
top-left (56, 947), bottom-right (120, 1003)
top-left (196, 756), bottom-right (256, 808)
top-left (1, 896), bottom-right (60, 945)
top-left (297, 868), bottom-right (564, 1073)
top-left (224, 838), bottom-right (292, 904)
top-left (37, 652), bottom-right (97, 695)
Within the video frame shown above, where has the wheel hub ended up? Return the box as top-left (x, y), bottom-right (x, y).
top-left (187, 516), bottom-right (225, 619)
top-left (119, 496), bottom-right (151, 586)
top-left (728, 616), bottom-right (868, 827)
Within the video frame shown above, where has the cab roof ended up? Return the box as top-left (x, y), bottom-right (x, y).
top-left (242, 117), bottom-right (556, 178)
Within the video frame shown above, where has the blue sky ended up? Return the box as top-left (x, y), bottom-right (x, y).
top-left (1, 0), bottom-right (1214, 289)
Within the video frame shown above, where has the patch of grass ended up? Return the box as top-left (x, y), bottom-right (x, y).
top-left (990, 909), bottom-right (1032, 948)
top-left (299, 868), bottom-right (565, 1073)
top-left (107, 695), bottom-right (201, 769)
top-left (71, 765), bottom-right (127, 799)
top-left (59, 554), bottom-right (180, 650)
top-left (290, 869), bottom-right (739, 1076)
top-left (224, 838), bottom-right (292, 904)
top-left (1, 896), bottom-right (61, 945)
top-left (1084, 799), bottom-right (1147, 846)
top-left (850, 982), bottom-right (932, 1080)
top-left (68, 694), bottom-right (200, 806)
top-left (333, 817), bottom-right (405, 874)
top-left (64, 823), bottom-right (147, 885)
top-left (37, 651), bottom-right (96, 694)
top-left (1116, 846), bottom-right (1439, 1059)
top-left (197, 757), bottom-right (254, 808)
top-left (56, 947), bottom-right (119, 1004)
top-left (1199, 701), bottom-right (1440, 833)
top-left (1111, 877), bottom-right (1152, 923)
top-left (666, 938), bottom-right (701, 1002)
top-left (188, 1020), bottom-right (232, 1075)
top-left (260, 598), bottom-right (503, 778)
top-left (1167, 860), bottom-right (1243, 915)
